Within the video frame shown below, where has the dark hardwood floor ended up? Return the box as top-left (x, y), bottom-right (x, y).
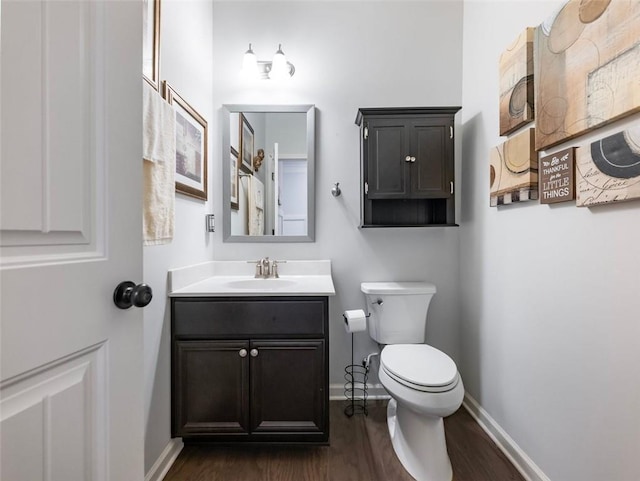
top-left (164, 401), bottom-right (525, 481)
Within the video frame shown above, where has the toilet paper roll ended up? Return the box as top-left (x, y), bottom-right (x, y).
top-left (343, 309), bottom-right (367, 333)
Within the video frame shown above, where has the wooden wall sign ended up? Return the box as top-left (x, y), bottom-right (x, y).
top-left (539, 148), bottom-right (575, 204)
top-left (489, 128), bottom-right (538, 206)
top-left (576, 125), bottom-right (640, 207)
top-left (499, 27), bottom-right (534, 136)
top-left (535, 1), bottom-right (640, 151)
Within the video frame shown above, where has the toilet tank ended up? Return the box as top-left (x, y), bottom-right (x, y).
top-left (361, 282), bottom-right (436, 344)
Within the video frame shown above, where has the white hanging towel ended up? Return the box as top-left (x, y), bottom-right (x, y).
top-left (248, 175), bottom-right (264, 236)
top-left (142, 80), bottom-right (176, 245)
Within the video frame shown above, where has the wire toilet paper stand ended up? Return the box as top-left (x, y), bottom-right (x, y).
top-left (343, 329), bottom-right (369, 417)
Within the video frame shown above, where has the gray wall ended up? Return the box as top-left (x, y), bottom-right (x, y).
top-left (144, 0), bottom-right (465, 475)
top-left (143, 0), bottom-right (215, 473)
top-left (210, 0), bottom-right (464, 390)
top-left (460, 2), bottom-right (640, 480)
top-left (144, 2), bottom-right (640, 479)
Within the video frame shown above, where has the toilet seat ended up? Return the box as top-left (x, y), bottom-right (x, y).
top-left (381, 344), bottom-right (459, 393)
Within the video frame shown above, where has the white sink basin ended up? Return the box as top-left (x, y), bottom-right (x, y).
top-left (224, 278), bottom-right (297, 290)
top-left (168, 260), bottom-right (336, 297)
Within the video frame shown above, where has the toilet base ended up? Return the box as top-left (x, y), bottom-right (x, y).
top-left (387, 398), bottom-right (453, 481)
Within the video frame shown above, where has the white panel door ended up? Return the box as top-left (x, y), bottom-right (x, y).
top-left (0, 1), bottom-right (144, 480)
top-left (274, 143), bottom-right (281, 236)
top-left (278, 159), bottom-right (308, 236)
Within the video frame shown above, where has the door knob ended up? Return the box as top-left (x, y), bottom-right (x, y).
top-left (250, 349), bottom-right (259, 357)
top-left (113, 281), bottom-right (153, 309)
top-left (239, 349), bottom-right (248, 358)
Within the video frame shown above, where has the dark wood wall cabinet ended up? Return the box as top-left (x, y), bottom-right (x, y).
top-left (171, 296), bottom-right (329, 444)
top-left (356, 107), bottom-right (461, 227)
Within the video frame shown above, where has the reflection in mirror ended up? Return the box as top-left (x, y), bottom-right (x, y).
top-left (222, 105), bottom-right (315, 243)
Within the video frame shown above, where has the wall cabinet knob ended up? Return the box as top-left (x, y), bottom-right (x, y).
top-left (410, 156), bottom-right (416, 162)
top-left (239, 349), bottom-right (248, 358)
top-left (405, 156), bottom-right (411, 162)
top-left (250, 349), bottom-right (259, 357)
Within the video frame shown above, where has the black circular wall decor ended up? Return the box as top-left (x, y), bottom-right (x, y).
top-left (590, 132), bottom-right (640, 179)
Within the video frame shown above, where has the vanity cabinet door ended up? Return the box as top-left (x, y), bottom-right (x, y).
top-left (173, 340), bottom-right (250, 437)
top-left (249, 340), bottom-right (327, 440)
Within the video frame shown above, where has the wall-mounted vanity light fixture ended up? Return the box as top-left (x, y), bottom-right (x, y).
top-left (242, 43), bottom-right (295, 80)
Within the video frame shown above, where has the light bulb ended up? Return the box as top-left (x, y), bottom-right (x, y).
top-left (269, 44), bottom-right (290, 80)
top-left (241, 43), bottom-right (259, 79)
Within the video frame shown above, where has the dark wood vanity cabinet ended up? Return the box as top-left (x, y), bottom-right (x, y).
top-left (171, 297), bottom-right (329, 444)
top-left (356, 107), bottom-right (461, 227)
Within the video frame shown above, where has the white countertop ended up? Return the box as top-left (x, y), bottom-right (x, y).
top-left (168, 260), bottom-right (336, 297)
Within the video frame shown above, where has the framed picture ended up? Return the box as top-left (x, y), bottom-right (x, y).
top-left (240, 114), bottom-right (254, 172)
top-left (230, 146), bottom-right (240, 210)
top-left (142, 0), bottom-right (161, 90)
top-left (163, 81), bottom-right (208, 200)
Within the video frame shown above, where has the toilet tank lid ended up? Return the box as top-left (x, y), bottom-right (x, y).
top-left (360, 282), bottom-right (436, 295)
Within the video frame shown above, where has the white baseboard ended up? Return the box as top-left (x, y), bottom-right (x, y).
top-left (329, 382), bottom-right (390, 401)
top-left (145, 438), bottom-right (184, 481)
top-left (462, 393), bottom-right (550, 481)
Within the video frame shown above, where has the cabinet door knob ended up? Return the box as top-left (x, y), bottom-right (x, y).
top-left (239, 349), bottom-right (248, 358)
top-left (405, 156), bottom-right (411, 162)
top-left (250, 349), bottom-right (259, 357)
top-left (410, 156), bottom-right (416, 162)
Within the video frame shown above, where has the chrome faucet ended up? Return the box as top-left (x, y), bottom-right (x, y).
top-left (261, 257), bottom-right (271, 278)
top-left (250, 257), bottom-right (268, 278)
top-left (271, 260), bottom-right (280, 278)
top-left (250, 257), bottom-right (286, 278)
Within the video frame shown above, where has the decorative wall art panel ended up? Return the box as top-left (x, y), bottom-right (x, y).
top-left (539, 147), bottom-right (576, 204)
top-left (490, 128), bottom-right (538, 206)
top-left (576, 125), bottom-right (640, 207)
top-left (499, 27), bottom-right (534, 136)
top-left (535, 0), bottom-right (640, 151)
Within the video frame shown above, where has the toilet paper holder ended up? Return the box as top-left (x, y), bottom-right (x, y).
top-left (344, 332), bottom-right (369, 418)
top-left (342, 308), bottom-right (371, 416)
top-left (342, 312), bottom-right (371, 321)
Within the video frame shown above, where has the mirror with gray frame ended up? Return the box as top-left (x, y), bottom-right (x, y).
top-left (222, 104), bottom-right (315, 242)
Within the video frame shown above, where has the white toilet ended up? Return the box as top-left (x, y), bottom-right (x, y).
top-left (361, 281), bottom-right (464, 481)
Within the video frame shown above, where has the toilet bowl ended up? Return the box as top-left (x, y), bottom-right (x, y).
top-left (360, 282), bottom-right (464, 481)
top-left (379, 344), bottom-right (464, 481)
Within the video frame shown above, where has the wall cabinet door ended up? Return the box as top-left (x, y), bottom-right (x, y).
top-left (173, 340), bottom-right (250, 437)
top-left (249, 340), bottom-right (326, 437)
top-left (366, 118), bottom-right (411, 199)
top-left (410, 119), bottom-right (452, 198)
top-left (367, 118), bottom-right (452, 199)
